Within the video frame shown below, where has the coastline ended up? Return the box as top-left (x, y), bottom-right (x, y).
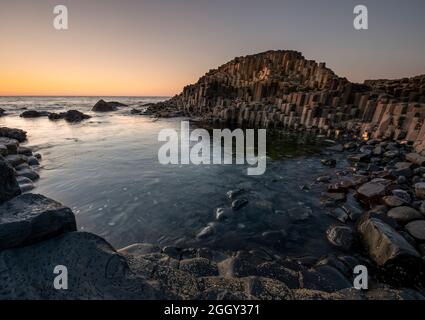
top-left (1, 104), bottom-right (425, 299)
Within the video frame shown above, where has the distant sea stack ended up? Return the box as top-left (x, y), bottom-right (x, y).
top-left (151, 50), bottom-right (425, 152)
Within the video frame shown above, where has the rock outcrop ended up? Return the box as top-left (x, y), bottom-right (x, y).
top-left (91, 100), bottom-right (127, 112)
top-left (148, 50), bottom-right (425, 153)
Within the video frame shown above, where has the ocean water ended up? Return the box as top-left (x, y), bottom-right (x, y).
top-left (0, 96), bottom-right (344, 257)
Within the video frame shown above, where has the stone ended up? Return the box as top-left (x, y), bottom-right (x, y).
top-left (91, 100), bottom-right (118, 112)
top-left (392, 189), bottom-right (411, 204)
top-left (387, 206), bottom-right (423, 224)
top-left (347, 154), bottom-right (370, 163)
top-left (20, 110), bottom-right (50, 118)
top-left (196, 224), bottom-right (215, 240)
top-left (0, 160), bottom-right (21, 204)
top-left (27, 156), bottom-right (40, 166)
top-left (256, 262), bottom-right (300, 289)
top-left (300, 266), bottom-right (352, 293)
top-left (406, 153), bottom-right (425, 166)
top-left (0, 108), bottom-right (4, 116)
top-left (179, 258), bottom-right (219, 277)
top-left (226, 189), bottom-right (244, 200)
top-left (0, 138), bottom-right (18, 154)
top-left (405, 220), bottom-right (425, 242)
top-left (17, 146), bottom-right (32, 156)
top-left (321, 158), bottom-right (336, 167)
top-left (5, 154), bottom-right (27, 167)
top-left (357, 181), bottom-right (387, 200)
top-left (327, 208), bottom-right (349, 223)
top-left (0, 145), bottom-right (8, 157)
top-left (382, 196), bottom-right (405, 207)
top-left (326, 225), bottom-right (355, 251)
top-left (215, 207), bottom-right (233, 221)
top-left (0, 232), bottom-right (163, 299)
top-left (231, 198), bottom-right (248, 210)
top-left (245, 276), bottom-right (294, 300)
top-left (0, 194), bottom-right (77, 250)
top-left (48, 110), bottom-right (91, 122)
top-left (414, 183), bottom-right (425, 200)
top-left (16, 168), bottom-right (40, 181)
top-left (357, 217), bottom-right (422, 283)
top-left (0, 127), bottom-right (27, 142)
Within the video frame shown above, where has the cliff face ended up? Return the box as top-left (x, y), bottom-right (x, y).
top-left (163, 50), bottom-right (425, 152)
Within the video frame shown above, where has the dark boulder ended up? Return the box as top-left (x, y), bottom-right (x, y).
top-left (20, 110), bottom-right (50, 118)
top-left (48, 110), bottom-right (91, 122)
top-left (0, 193), bottom-right (76, 250)
top-left (0, 127), bottom-right (27, 142)
top-left (0, 160), bottom-right (21, 204)
top-left (91, 100), bottom-right (118, 112)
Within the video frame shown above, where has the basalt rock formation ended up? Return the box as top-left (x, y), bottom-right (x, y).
top-left (151, 50), bottom-right (425, 152)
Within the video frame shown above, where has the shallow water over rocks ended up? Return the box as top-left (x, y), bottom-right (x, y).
top-left (0, 97), bottom-right (346, 258)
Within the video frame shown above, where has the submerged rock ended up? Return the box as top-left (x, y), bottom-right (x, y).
top-left (326, 225), bottom-right (355, 251)
top-left (0, 194), bottom-right (76, 250)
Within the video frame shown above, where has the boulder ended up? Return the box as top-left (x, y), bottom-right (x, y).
top-left (357, 181), bottom-right (387, 200)
top-left (405, 220), bottom-right (425, 242)
top-left (414, 183), bottom-right (425, 200)
top-left (0, 194), bottom-right (76, 250)
top-left (0, 232), bottom-right (163, 299)
top-left (0, 127), bottom-right (27, 142)
top-left (387, 206), bottom-right (423, 224)
top-left (326, 225), bottom-right (355, 251)
top-left (91, 100), bottom-right (118, 112)
top-left (0, 144), bottom-right (7, 157)
top-left (300, 265), bottom-right (352, 293)
top-left (0, 160), bottom-right (21, 204)
top-left (20, 110), bottom-right (50, 118)
top-left (357, 217), bottom-right (422, 284)
top-left (4, 154), bottom-right (27, 167)
top-left (0, 137), bottom-right (18, 154)
top-left (382, 196), bottom-right (405, 207)
top-left (0, 108), bottom-right (5, 116)
top-left (48, 110), bottom-right (91, 122)
top-left (16, 168), bottom-right (39, 181)
top-left (406, 153), bottom-right (425, 166)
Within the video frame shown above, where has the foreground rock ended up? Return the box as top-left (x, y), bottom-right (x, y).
top-left (0, 160), bottom-right (21, 204)
top-left (0, 232), bottom-right (165, 299)
top-left (0, 194), bottom-right (76, 250)
top-left (357, 217), bottom-right (423, 284)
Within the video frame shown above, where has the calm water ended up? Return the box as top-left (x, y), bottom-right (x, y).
top-left (0, 97), bottom-right (343, 257)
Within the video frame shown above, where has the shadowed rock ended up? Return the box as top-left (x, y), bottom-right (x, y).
top-left (0, 160), bottom-right (21, 204)
top-left (0, 194), bottom-right (76, 250)
top-left (0, 127), bottom-right (27, 142)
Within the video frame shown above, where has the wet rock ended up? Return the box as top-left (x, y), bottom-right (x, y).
top-left (118, 243), bottom-right (161, 255)
top-left (0, 127), bottom-right (27, 142)
top-left (196, 224), bottom-right (216, 240)
top-left (5, 154), bottom-right (27, 167)
top-left (0, 194), bottom-right (76, 250)
top-left (91, 100), bottom-right (118, 112)
top-left (0, 231), bottom-right (163, 299)
top-left (17, 146), bottom-right (32, 156)
top-left (218, 251), bottom-right (268, 278)
top-left (414, 182), bottom-right (425, 200)
top-left (20, 110), bottom-right (50, 118)
top-left (397, 176), bottom-right (408, 184)
top-left (49, 110), bottom-right (91, 122)
top-left (357, 217), bottom-right (422, 284)
top-left (245, 276), bottom-right (294, 300)
top-left (321, 192), bottom-right (346, 204)
top-left (343, 142), bottom-right (357, 150)
top-left (382, 196), bottom-right (405, 207)
top-left (347, 154), bottom-right (370, 163)
top-left (180, 258), bottom-right (219, 277)
top-left (405, 220), bottom-right (425, 242)
top-left (387, 206), bottom-right (423, 224)
top-left (327, 208), bottom-right (349, 223)
top-left (226, 189), bottom-right (244, 200)
top-left (27, 156), bottom-right (40, 166)
top-left (0, 138), bottom-right (18, 155)
top-left (17, 176), bottom-right (35, 193)
top-left (0, 160), bottom-right (21, 204)
top-left (16, 168), bottom-right (39, 181)
top-left (321, 158), bottom-right (336, 167)
top-left (357, 181), bottom-right (387, 200)
top-left (0, 144), bottom-right (7, 157)
top-left (326, 225), bottom-right (355, 251)
top-left (406, 153), bottom-right (425, 166)
top-left (231, 198), bottom-right (248, 210)
top-left (215, 207), bottom-right (233, 221)
top-left (162, 246), bottom-right (182, 259)
top-left (300, 265), bottom-right (352, 293)
top-left (383, 150), bottom-right (400, 159)
top-left (316, 175), bottom-right (331, 183)
top-left (0, 108), bottom-right (4, 116)
top-left (256, 262), bottom-right (300, 289)
top-left (392, 189), bottom-right (411, 204)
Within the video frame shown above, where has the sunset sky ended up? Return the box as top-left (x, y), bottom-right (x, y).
top-left (1, 0), bottom-right (424, 96)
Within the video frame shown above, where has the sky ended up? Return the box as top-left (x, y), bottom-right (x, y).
top-left (0, 0), bottom-right (424, 96)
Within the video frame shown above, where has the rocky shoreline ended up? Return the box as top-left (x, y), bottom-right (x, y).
top-left (1, 123), bottom-right (425, 300)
